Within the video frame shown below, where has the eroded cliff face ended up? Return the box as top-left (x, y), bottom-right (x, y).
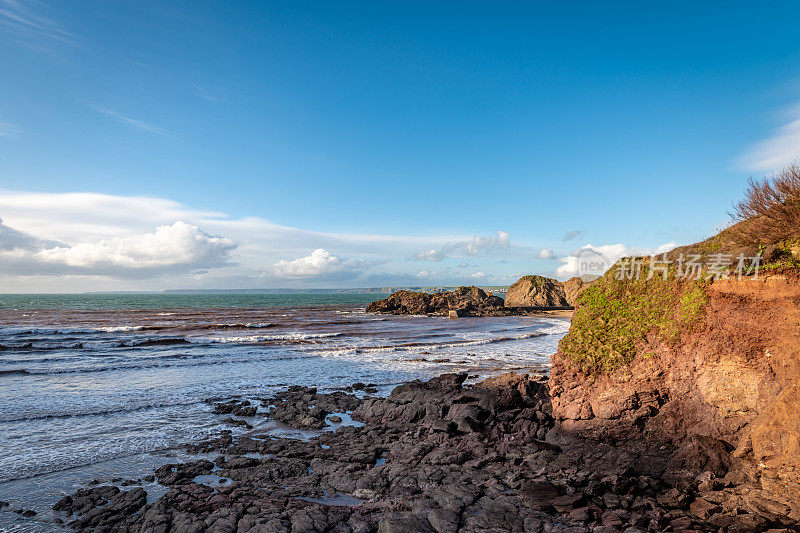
top-left (549, 274), bottom-right (800, 522)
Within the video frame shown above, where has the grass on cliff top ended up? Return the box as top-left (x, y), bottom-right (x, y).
top-left (515, 275), bottom-right (552, 287)
top-left (559, 267), bottom-right (709, 374)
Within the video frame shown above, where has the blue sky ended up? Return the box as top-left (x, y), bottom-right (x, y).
top-left (1, 1), bottom-right (800, 291)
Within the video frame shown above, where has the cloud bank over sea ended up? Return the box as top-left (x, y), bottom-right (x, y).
top-left (0, 191), bottom-right (675, 292)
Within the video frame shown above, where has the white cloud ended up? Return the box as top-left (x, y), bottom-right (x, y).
top-left (471, 271), bottom-right (485, 279)
top-left (0, 220), bottom-right (236, 277)
top-left (0, 217), bottom-right (63, 251)
top-left (563, 230), bottom-right (584, 242)
top-left (556, 242), bottom-right (677, 278)
top-left (538, 248), bottom-right (556, 260)
top-left (272, 249), bottom-right (365, 281)
top-left (0, 190), bottom-right (489, 290)
top-left (413, 249), bottom-right (445, 262)
top-left (452, 230), bottom-right (510, 256)
top-left (35, 221), bottom-right (235, 269)
top-left (412, 230), bottom-right (511, 263)
top-left (740, 104), bottom-right (800, 171)
top-left (0, 190), bottom-right (683, 291)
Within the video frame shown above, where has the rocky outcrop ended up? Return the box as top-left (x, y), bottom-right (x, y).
top-left (366, 286), bottom-right (507, 316)
top-left (550, 274), bottom-right (800, 524)
top-left (366, 280), bottom-right (576, 317)
top-left (504, 275), bottom-right (570, 308)
top-left (562, 276), bottom-right (597, 306)
top-left (54, 372), bottom-right (759, 532)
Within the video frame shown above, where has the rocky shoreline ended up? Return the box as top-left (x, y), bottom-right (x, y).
top-left (365, 285), bottom-right (573, 318)
top-left (49, 370), bottom-right (792, 532)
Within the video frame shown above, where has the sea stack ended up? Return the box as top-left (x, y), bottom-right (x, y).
top-left (505, 275), bottom-right (570, 308)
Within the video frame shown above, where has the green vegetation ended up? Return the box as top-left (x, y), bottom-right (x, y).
top-left (518, 275), bottom-right (549, 288)
top-left (758, 239), bottom-right (800, 273)
top-left (560, 268), bottom-right (709, 374)
top-left (559, 164), bottom-right (800, 375)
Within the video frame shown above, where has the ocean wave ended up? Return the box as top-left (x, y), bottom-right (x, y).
top-left (0, 336), bottom-right (192, 351)
top-left (96, 325), bottom-right (144, 332)
top-left (191, 322), bottom-right (276, 330)
top-left (0, 324), bottom-right (163, 336)
top-left (0, 326), bottom-right (97, 336)
top-left (192, 332), bottom-right (342, 343)
top-left (0, 399), bottom-right (206, 423)
top-left (0, 350), bottom-right (316, 379)
top-left (0, 369), bottom-right (29, 376)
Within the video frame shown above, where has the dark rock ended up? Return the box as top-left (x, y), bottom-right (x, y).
top-left (366, 286), bottom-right (506, 317)
top-left (49, 372), bottom-right (780, 532)
top-left (378, 514), bottom-right (435, 533)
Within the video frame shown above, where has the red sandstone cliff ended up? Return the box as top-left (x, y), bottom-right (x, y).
top-left (549, 274), bottom-right (800, 524)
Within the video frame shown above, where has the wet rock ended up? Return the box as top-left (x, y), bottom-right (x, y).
top-left (51, 372), bottom-right (781, 532)
top-left (222, 416), bottom-right (252, 428)
top-left (214, 399), bottom-right (257, 417)
top-left (155, 459), bottom-right (214, 485)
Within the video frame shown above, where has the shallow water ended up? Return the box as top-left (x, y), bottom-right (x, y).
top-left (0, 294), bottom-right (569, 530)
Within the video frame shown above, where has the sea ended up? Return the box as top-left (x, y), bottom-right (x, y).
top-left (0, 293), bottom-right (570, 531)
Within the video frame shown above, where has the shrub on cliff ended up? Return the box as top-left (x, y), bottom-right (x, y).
top-left (559, 269), bottom-right (708, 374)
top-left (730, 163), bottom-right (800, 246)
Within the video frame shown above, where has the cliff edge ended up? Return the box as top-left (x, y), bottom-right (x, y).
top-left (549, 265), bottom-right (800, 526)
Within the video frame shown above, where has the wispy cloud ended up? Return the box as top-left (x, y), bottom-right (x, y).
top-left (563, 230), bottom-right (584, 242)
top-left (92, 106), bottom-right (179, 141)
top-left (412, 230), bottom-right (510, 262)
top-left (0, 118), bottom-right (21, 138)
top-left (739, 104), bottom-right (800, 171)
top-left (194, 85), bottom-right (221, 103)
top-left (0, 0), bottom-right (73, 46)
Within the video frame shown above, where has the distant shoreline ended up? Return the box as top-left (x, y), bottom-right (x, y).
top-left (159, 286), bottom-right (509, 295)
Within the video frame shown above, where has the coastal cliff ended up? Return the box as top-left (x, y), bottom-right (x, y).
top-left (549, 267), bottom-right (800, 526)
top-left (548, 168), bottom-right (800, 525)
top-left (562, 276), bottom-right (596, 306)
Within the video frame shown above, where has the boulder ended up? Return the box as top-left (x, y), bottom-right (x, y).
top-left (504, 275), bottom-right (570, 308)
